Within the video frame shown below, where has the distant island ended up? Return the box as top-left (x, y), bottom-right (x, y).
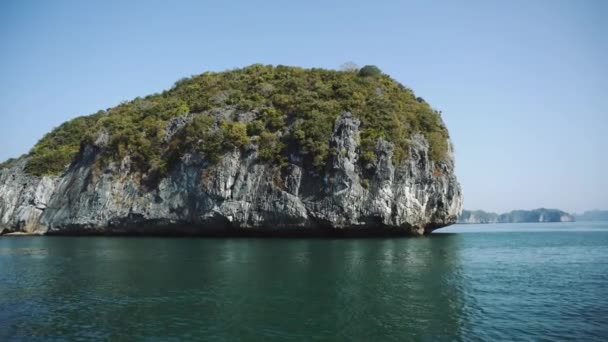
top-left (459, 208), bottom-right (570, 224)
top-left (574, 210), bottom-right (608, 222)
top-left (458, 209), bottom-right (608, 224)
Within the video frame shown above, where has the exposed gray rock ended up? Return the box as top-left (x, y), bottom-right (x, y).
top-left (0, 112), bottom-right (462, 236)
top-left (0, 159), bottom-right (59, 234)
top-left (164, 114), bottom-right (194, 143)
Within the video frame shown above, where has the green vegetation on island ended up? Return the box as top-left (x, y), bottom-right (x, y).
top-left (7, 64), bottom-right (450, 176)
top-left (24, 113), bottom-right (105, 175)
top-left (0, 157), bottom-right (22, 170)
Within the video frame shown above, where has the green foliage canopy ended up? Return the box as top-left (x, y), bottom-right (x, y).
top-left (358, 65), bottom-right (383, 77)
top-left (17, 64), bottom-right (449, 176)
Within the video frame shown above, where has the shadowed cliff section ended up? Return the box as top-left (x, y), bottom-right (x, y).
top-left (0, 65), bottom-right (462, 236)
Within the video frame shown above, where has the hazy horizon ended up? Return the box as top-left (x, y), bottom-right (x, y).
top-left (1, 0), bottom-right (606, 213)
top-left (462, 208), bottom-right (606, 215)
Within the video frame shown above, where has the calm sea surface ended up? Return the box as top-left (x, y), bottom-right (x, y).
top-left (1, 222), bottom-right (607, 341)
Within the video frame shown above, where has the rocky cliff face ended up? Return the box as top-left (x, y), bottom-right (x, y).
top-left (0, 112), bottom-right (462, 236)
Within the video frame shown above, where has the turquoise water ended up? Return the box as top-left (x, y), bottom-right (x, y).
top-left (1, 222), bottom-right (607, 341)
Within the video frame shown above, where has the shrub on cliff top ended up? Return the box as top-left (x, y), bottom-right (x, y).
top-left (358, 65), bottom-right (383, 77)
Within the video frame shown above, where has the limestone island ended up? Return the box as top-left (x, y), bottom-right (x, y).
top-left (0, 65), bottom-right (462, 236)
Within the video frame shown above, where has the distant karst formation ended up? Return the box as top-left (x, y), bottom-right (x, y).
top-left (574, 210), bottom-right (608, 222)
top-left (458, 208), bottom-right (575, 224)
top-left (0, 64), bottom-right (462, 236)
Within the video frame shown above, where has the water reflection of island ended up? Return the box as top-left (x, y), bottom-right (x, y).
top-left (8, 235), bottom-right (471, 340)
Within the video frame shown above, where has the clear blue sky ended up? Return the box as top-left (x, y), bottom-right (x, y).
top-left (1, 0), bottom-right (606, 213)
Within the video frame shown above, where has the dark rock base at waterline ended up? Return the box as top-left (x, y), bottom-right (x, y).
top-left (1, 224), bottom-right (451, 237)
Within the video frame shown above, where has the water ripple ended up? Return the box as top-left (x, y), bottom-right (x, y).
top-left (1, 223), bottom-right (607, 340)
